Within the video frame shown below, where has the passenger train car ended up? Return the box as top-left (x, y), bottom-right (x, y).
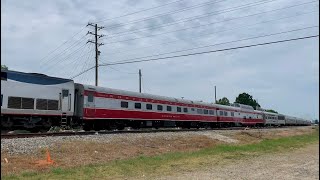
top-left (1, 70), bottom-right (74, 129)
top-left (0, 70), bottom-right (311, 131)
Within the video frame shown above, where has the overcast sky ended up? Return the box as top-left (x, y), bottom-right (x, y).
top-left (1, 0), bottom-right (319, 120)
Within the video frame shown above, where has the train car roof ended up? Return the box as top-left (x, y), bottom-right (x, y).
top-left (1, 70), bottom-right (73, 85)
top-left (82, 84), bottom-right (265, 114)
top-left (82, 84), bottom-right (217, 106)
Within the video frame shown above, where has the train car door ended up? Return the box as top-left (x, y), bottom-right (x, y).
top-left (86, 91), bottom-right (95, 117)
top-left (216, 108), bottom-right (220, 122)
top-left (61, 89), bottom-right (71, 112)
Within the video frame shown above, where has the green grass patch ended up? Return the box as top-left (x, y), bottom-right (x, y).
top-left (2, 128), bottom-right (319, 180)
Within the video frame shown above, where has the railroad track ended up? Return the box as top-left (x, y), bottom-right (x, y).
top-left (1, 126), bottom-right (300, 139)
top-left (1, 127), bottom-right (250, 139)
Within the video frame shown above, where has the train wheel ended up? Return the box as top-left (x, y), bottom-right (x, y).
top-left (1, 117), bottom-right (14, 130)
top-left (83, 121), bottom-right (93, 131)
top-left (131, 121), bottom-right (141, 129)
top-left (42, 118), bottom-right (53, 129)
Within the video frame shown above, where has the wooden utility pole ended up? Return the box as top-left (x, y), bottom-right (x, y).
top-left (87, 23), bottom-right (105, 86)
top-left (214, 85), bottom-right (217, 103)
top-left (139, 69), bottom-right (142, 93)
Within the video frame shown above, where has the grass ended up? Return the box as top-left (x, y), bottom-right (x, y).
top-left (2, 128), bottom-right (319, 180)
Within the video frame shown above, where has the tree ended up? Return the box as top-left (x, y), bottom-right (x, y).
top-left (265, 109), bottom-right (278, 113)
top-left (1, 65), bottom-right (8, 70)
top-left (216, 97), bottom-right (230, 105)
top-left (234, 92), bottom-right (260, 110)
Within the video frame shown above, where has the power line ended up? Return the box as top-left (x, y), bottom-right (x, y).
top-left (56, 44), bottom-right (95, 77)
top-left (42, 42), bottom-right (88, 73)
top-left (50, 44), bottom-right (92, 76)
top-left (101, 0), bottom-right (227, 30)
top-left (103, 26), bottom-right (318, 65)
top-left (100, 10), bottom-right (318, 60)
top-left (71, 34), bottom-right (318, 79)
top-left (101, 1), bottom-right (318, 44)
top-left (95, 0), bottom-right (185, 23)
top-left (78, 45), bottom-right (96, 83)
top-left (40, 34), bottom-right (87, 71)
top-left (105, 65), bottom-right (138, 74)
top-left (106, 0), bottom-right (278, 38)
top-left (101, 35), bottom-right (318, 66)
top-left (38, 26), bottom-right (87, 64)
top-left (101, 7), bottom-right (318, 57)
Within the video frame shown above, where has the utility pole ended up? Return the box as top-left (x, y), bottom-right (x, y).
top-left (87, 23), bottom-right (105, 86)
top-left (139, 69), bottom-right (142, 93)
top-left (214, 85), bottom-right (217, 103)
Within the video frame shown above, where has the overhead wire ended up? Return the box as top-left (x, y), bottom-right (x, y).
top-left (101, 35), bottom-right (319, 66)
top-left (40, 34), bottom-right (88, 71)
top-left (62, 44), bottom-right (95, 78)
top-left (94, 0), bottom-right (185, 23)
top-left (100, 9), bottom-right (318, 60)
top-left (38, 26), bottom-right (87, 65)
top-left (38, 0), bottom-right (185, 72)
top-left (101, 0), bottom-right (227, 30)
top-left (101, 1), bottom-right (318, 44)
top-left (78, 45), bottom-right (95, 83)
top-left (71, 34), bottom-right (318, 79)
top-left (104, 65), bottom-right (138, 74)
top-left (103, 26), bottom-right (318, 65)
top-left (84, 48), bottom-right (97, 85)
top-left (42, 42), bottom-right (88, 73)
top-left (105, 0), bottom-right (279, 38)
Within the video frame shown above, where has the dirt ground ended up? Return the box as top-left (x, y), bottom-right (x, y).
top-left (155, 143), bottom-right (319, 180)
top-left (1, 126), bottom-right (317, 176)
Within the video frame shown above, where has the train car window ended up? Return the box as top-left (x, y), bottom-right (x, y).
top-left (36, 99), bottom-right (48, 110)
top-left (177, 107), bottom-right (181, 112)
top-left (219, 111), bottom-right (223, 116)
top-left (167, 106), bottom-right (172, 111)
top-left (21, 98), bottom-right (34, 109)
top-left (8, 96), bottom-right (22, 109)
top-left (1, 72), bottom-right (7, 81)
top-left (48, 100), bottom-right (59, 110)
top-left (62, 90), bottom-right (69, 97)
top-left (183, 107), bottom-right (188, 113)
top-left (209, 110), bottom-right (214, 115)
top-left (157, 105), bottom-right (163, 111)
top-left (204, 109), bottom-right (208, 114)
top-left (146, 104), bottom-right (152, 110)
top-left (231, 112), bottom-right (234, 116)
top-left (197, 109), bottom-right (203, 114)
top-left (191, 108), bottom-right (195, 111)
top-left (121, 101), bottom-right (129, 108)
top-left (224, 111), bottom-right (228, 116)
top-left (135, 103), bottom-right (141, 109)
top-left (88, 92), bottom-right (94, 102)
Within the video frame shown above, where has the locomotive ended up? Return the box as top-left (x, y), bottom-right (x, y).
top-left (0, 70), bottom-right (311, 131)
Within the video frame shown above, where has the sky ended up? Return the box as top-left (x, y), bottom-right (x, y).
top-left (1, 0), bottom-right (319, 120)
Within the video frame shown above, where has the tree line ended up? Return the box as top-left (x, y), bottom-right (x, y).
top-left (1, 65), bottom-right (8, 70)
top-left (216, 93), bottom-right (278, 113)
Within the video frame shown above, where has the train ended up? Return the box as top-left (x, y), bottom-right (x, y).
top-left (1, 70), bottom-right (312, 131)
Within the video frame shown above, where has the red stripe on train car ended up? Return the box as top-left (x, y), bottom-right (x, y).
top-left (83, 108), bottom-right (218, 122)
